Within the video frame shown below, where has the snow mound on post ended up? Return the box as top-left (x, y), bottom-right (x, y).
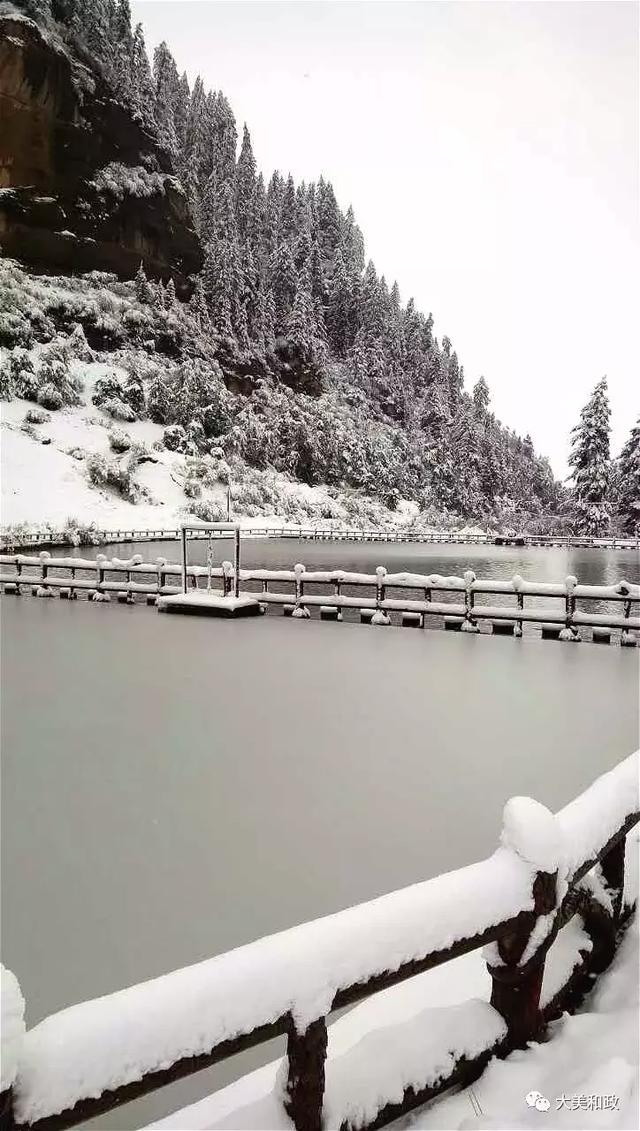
top-left (501, 797), bottom-right (559, 873)
top-left (1, 965), bottom-right (25, 1091)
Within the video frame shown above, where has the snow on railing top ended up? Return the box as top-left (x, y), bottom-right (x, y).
top-left (556, 750), bottom-right (639, 882)
top-left (13, 848), bottom-right (533, 1124)
top-left (9, 752), bottom-right (639, 1126)
top-left (1, 557), bottom-right (639, 601)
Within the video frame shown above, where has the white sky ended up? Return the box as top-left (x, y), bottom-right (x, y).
top-left (131, 0), bottom-right (639, 478)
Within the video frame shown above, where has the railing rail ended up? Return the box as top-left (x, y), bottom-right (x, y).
top-left (1, 754), bottom-right (638, 1131)
top-left (1, 555), bottom-right (638, 640)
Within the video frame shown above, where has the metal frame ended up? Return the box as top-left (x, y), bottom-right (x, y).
top-left (180, 523), bottom-right (241, 599)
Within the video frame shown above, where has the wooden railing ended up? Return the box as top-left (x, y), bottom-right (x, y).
top-left (0, 526), bottom-right (638, 552)
top-left (1, 753), bottom-right (638, 1131)
top-left (1, 554), bottom-right (638, 641)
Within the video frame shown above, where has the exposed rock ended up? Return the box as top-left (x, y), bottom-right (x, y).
top-left (0, 13), bottom-right (202, 289)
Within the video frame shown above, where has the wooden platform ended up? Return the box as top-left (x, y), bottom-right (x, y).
top-left (157, 593), bottom-right (262, 618)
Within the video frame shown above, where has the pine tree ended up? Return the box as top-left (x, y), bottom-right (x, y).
top-left (147, 373), bottom-right (173, 424)
top-left (134, 262), bottom-right (154, 304)
top-left (617, 419), bottom-right (640, 535)
top-left (130, 24), bottom-right (155, 131)
top-left (153, 42), bottom-right (180, 159)
top-left (472, 377), bottom-right (490, 413)
top-left (569, 377), bottom-right (612, 535)
top-left (165, 277), bottom-right (177, 308)
top-left (235, 124), bottom-right (257, 240)
top-left (269, 241), bottom-right (297, 332)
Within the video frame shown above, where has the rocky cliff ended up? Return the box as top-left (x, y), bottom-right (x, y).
top-left (0, 11), bottom-right (201, 289)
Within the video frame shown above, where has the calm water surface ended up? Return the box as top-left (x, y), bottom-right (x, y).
top-left (1, 558), bottom-right (638, 1126)
top-left (50, 536), bottom-right (640, 588)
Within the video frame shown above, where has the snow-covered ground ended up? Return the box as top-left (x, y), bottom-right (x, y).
top-left (0, 386), bottom-right (424, 535)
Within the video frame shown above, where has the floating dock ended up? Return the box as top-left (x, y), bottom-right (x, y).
top-left (157, 592), bottom-right (262, 618)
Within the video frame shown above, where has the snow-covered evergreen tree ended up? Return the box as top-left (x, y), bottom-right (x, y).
top-left (568, 377), bottom-right (612, 535)
top-left (616, 419), bottom-right (640, 535)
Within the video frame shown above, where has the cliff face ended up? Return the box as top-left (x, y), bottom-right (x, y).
top-left (0, 13), bottom-right (202, 289)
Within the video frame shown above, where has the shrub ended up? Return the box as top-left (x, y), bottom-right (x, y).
top-left (0, 311), bottom-right (33, 348)
top-left (92, 374), bottom-right (125, 406)
top-left (109, 429), bottom-right (132, 453)
top-left (148, 375), bottom-right (173, 424)
top-left (124, 378), bottom-right (145, 417)
top-left (163, 424), bottom-right (187, 452)
top-left (61, 519), bottom-right (104, 547)
top-left (67, 323), bottom-right (93, 362)
top-left (192, 499), bottom-right (226, 522)
top-left (183, 478), bottom-right (202, 499)
top-left (20, 421), bottom-right (38, 438)
top-left (86, 454), bottom-right (138, 501)
top-left (0, 361), bottom-right (13, 400)
top-left (3, 349), bottom-right (38, 400)
top-left (37, 383), bottom-right (64, 411)
top-left (102, 397), bottom-right (137, 422)
top-left (36, 348), bottom-right (82, 407)
top-left (24, 407), bottom-right (51, 424)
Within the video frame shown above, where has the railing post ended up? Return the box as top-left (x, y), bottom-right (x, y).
top-left (222, 560), bottom-right (233, 597)
top-left (283, 1014), bottom-right (327, 1131)
top-left (0, 1088), bottom-right (15, 1131)
top-left (39, 550), bottom-right (50, 592)
top-left (462, 569), bottom-right (479, 632)
top-left (292, 564), bottom-right (309, 618)
top-left (487, 798), bottom-right (559, 1048)
top-left (372, 565), bottom-right (390, 625)
top-left (488, 868), bottom-right (557, 1047)
top-left (96, 554), bottom-right (105, 594)
top-left (560, 575), bottom-right (580, 641)
top-left (600, 835), bottom-right (626, 922)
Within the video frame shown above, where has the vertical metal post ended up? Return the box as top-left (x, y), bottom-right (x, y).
top-left (181, 526), bottom-right (188, 594)
top-left (234, 526), bottom-right (240, 599)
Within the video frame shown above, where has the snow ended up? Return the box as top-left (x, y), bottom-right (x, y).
top-left (413, 915), bottom-right (639, 1130)
top-left (145, 916), bottom-right (630, 1131)
top-left (1, 964), bottom-right (25, 1092)
top-left (157, 593), bottom-right (261, 613)
top-left (13, 847), bottom-right (535, 1125)
top-left (90, 164), bottom-right (169, 201)
top-left (556, 751), bottom-right (639, 881)
top-left (7, 747), bottom-right (639, 1128)
top-left (322, 1000), bottom-right (505, 1131)
top-left (501, 798), bottom-right (560, 873)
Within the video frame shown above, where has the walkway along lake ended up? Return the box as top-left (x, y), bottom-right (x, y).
top-left (2, 544), bottom-right (639, 1126)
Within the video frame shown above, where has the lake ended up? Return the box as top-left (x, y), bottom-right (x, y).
top-left (1, 541), bottom-right (639, 1126)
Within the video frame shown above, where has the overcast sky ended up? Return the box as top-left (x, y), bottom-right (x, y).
top-left (131, 0), bottom-right (638, 478)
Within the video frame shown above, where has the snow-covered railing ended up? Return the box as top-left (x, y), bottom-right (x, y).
top-left (2, 753), bottom-right (638, 1131)
top-left (1, 556), bottom-right (639, 641)
top-left (0, 527), bottom-right (638, 551)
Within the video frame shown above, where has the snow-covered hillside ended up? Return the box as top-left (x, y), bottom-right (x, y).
top-left (0, 261), bottom-right (450, 536)
top-left (0, 257), bottom-right (561, 539)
